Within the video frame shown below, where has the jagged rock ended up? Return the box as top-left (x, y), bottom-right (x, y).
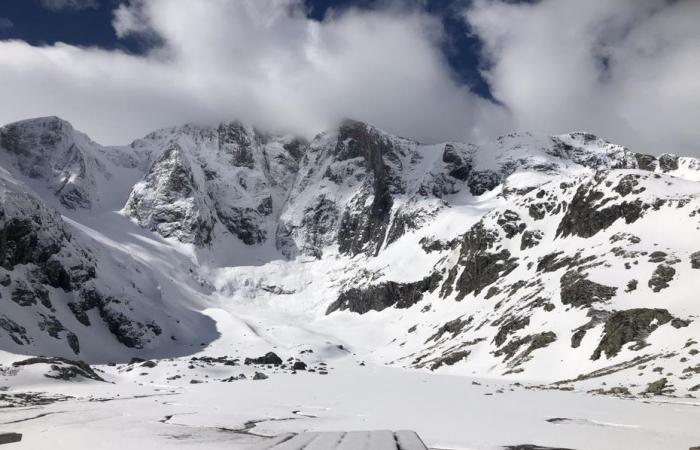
top-left (690, 251), bottom-right (700, 269)
top-left (644, 377), bottom-right (671, 395)
top-left (430, 350), bottom-right (470, 370)
top-left (12, 357), bottom-right (104, 381)
top-left (648, 264), bottom-right (676, 292)
top-left (68, 288), bottom-right (162, 349)
top-left (125, 142), bottom-right (215, 246)
top-left (426, 317), bottom-right (473, 343)
top-left (520, 230), bottom-right (542, 250)
top-left (327, 272), bottom-right (442, 314)
top-left (467, 170), bottom-right (501, 196)
top-left (560, 271), bottom-right (617, 308)
top-left (591, 309), bottom-right (675, 360)
top-left (0, 315), bottom-right (31, 345)
top-left (449, 222), bottom-right (519, 300)
top-left (613, 174), bottom-right (643, 197)
top-left (494, 332), bottom-right (557, 364)
top-left (556, 175), bottom-right (645, 239)
top-left (335, 120), bottom-right (396, 256)
top-left (635, 153), bottom-right (657, 171)
top-left (2, 116), bottom-right (700, 391)
top-left (420, 236), bottom-right (459, 254)
top-left (494, 316), bottom-right (530, 347)
top-left (496, 210), bottom-right (526, 239)
top-left (11, 283), bottom-right (51, 309)
top-left (0, 117), bottom-right (98, 209)
top-left (245, 352), bottom-right (283, 366)
top-left (570, 309), bottom-right (611, 348)
top-left (648, 251), bottom-right (667, 263)
top-left (658, 154), bottom-right (679, 172)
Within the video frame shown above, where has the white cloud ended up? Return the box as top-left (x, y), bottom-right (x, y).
top-left (0, 0), bottom-right (506, 145)
top-left (39, 0), bottom-right (99, 11)
top-left (465, 0), bottom-right (700, 156)
top-left (0, 0), bottom-right (698, 157)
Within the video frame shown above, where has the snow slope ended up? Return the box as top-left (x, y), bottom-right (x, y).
top-left (1, 116), bottom-right (700, 449)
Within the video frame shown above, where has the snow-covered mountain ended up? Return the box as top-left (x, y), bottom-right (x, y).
top-left (1, 116), bottom-right (699, 397)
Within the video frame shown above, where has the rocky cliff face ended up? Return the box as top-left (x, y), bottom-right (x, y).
top-left (0, 174), bottom-right (182, 360)
top-left (0, 119), bottom-right (218, 361)
top-left (1, 116), bottom-right (699, 394)
top-left (124, 122), bottom-right (304, 248)
top-left (0, 117), bottom-right (103, 209)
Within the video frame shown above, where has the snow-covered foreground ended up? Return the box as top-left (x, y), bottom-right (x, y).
top-left (2, 341), bottom-right (700, 450)
top-left (2, 310), bottom-right (700, 450)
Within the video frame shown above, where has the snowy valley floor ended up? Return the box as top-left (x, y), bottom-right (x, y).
top-left (2, 310), bottom-right (700, 450)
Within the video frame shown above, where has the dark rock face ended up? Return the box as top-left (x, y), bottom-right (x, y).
top-left (644, 377), bottom-right (671, 395)
top-left (442, 144), bottom-right (464, 165)
top-left (430, 350), bottom-right (470, 370)
top-left (216, 205), bottom-right (265, 245)
top-left (613, 174), bottom-right (644, 197)
top-left (68, 288), bottom-right (162, 349)
top-left (497, 210), bottom-right (526, 239)
top-left (278, 197), bottom-right (340, 258)
top-left (692, 252), bottom-right (700, 269)
top-left (591, 308), bottom-right (675, 360)
top-left (467, 170), bottom-right (501, 196)
top-left (657, 154), bottom-right (679, 172)
top-left (125, 142), bottom-right (215, 246)
top-left (648, 264), bottom-right (675, 292)
top-left (327, 272), bottom-right (442, 315)
top-left (419, 236), bottom-right (459, 254)
top-left (292, 361), bottom-right (307, 371)
top-left (426, 316), bottom-right (473, 343)
top-left (570, 309), bottom-right (611, 348)
top-left (0, 211), bottom-right (93, 291)
top-left (38, 314), bottom-right (80, 355)
top-left (443, 143), bottom-right (473, 182)
top-left (556, 176), bottom-right (645, 239)
top-left (0, 315), bottom-right (31, 345)
top-left (335, 121), bottom-right (396, 256)
top-left (450, 222), bottom-right (519, 300)
top-left (520, 230), bottom-right (542, 250)
top-left (12, 357), bottom-right (104, 381)
top-left (218, 122), bottom-right (257, 168)
top-left (245, 352), bottom-right (283, 366)
top-left (494, 316), bottom-right (530, 347)
top-left (560, 271), bottom-right (617, 308)
top-left (648, 251), bottom-right (667, 263)
top-left (385, 208), bottom-right (424, 246)
top-left (1, 217), bottom-right (60, 269)
top-left (11, 283), bottom-right (51, 308)
top-left (634, 153), bottom-right (656, 171)
top-left (494, 331), bottom-right (557, 363)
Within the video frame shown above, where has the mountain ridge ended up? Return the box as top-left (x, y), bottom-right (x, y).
top-left (1, 115), bottom-right (699, 397)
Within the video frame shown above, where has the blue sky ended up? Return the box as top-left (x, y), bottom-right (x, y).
top-left (0, 0), bottom-right (698, 156)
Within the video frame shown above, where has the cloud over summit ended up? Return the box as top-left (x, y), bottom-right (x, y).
top-left (0, 0), bottom-right (698, 156)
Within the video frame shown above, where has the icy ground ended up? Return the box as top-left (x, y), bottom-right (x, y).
top-left (2, 357), bottom-right (700, 450)
top-left (2, 308), bottom-right (700, 450)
